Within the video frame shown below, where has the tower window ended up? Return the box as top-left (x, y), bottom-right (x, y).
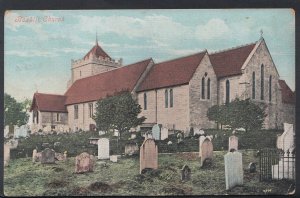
top-left (143, 93), bottom-right (147, 110)
top-left (252, 72), bottom-right (255, 99)
top-left (170, 89), bottom-right (173, 107)
top-left (165, 89), bottom-right (168, 108)
top-left (201, 77), bottom-right (205, 99)
top-left (207, 78), bottom-right (210, 99)
top-left (226, 80), bottom-right (230, 104)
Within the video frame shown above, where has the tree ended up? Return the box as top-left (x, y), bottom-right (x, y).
top-left (93, 91), bottom-right (146, 139)
top-left (4, 93), bottom-right (29, 128)
top-left (207, 98), bottom-right (267, 132)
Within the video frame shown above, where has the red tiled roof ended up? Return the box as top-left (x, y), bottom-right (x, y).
top-left (209, 43), bottom-right (256, 78)
top-left (64, 59), bottom-right (152, 105)
top-left (83, 42), bottom-right (111, 60)
top-left (137, 52), bottom-right (206, 92)
top-left (30, 93), bottom-right (67, 112)
top-left (279, 80), bottom-right (295, 104)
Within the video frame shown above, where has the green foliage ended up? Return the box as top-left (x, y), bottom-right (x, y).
top-left (94, 91), bottom-right (146, 139)
top-left (4, 93), bottom-right (29, 127)
top-left (207, 98), bottom-right (267, 132)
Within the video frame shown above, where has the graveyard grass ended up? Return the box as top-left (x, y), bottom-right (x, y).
top-left (4, 150), bottom-right (293, 196)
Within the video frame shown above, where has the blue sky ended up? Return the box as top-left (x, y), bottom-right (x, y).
top-left (4, 9), bottom-right (295, 101)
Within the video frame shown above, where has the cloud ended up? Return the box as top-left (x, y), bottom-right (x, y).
top-left (75, 14), bottom-right (192, 45)
top-left (5, 50), bottom-right (59, 57)
top-left (195, 18), bottom-right (230, 40)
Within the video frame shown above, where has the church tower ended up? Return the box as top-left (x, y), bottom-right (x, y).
top-left (67, 36), bottom-right (123, 88)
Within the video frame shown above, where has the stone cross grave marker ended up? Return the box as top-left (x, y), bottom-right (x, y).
top-left (152, 124), bottom-right (161, 140)
top-left (224, 151), bottom-right (243, 190)
top-left (75, 152), bottom-right (95, 173)
top-left (98, 138), bottom-right (110, 160)
top-left (125, 142), bottom-right (139, 155)
top-left (4, 144), bottom-right (10, 167)
top-left (41, 148), bottom-right (55, 164)
top-left (181, 164), bottom-right (191, 181)
top-left (200, 138), bottom-right (213, 167)
top-left (161, 127), bottom-right (168, 140)
top-left (277, 123), bottom-right (295, 152)
top-left (140, 138), bottom-right (158, 174)
top-left (228, 135), bottom-right (238, 152)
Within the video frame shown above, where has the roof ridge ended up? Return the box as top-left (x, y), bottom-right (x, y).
top-left (35, 92), bottom-right (65, 97)
top-left (67, 58), bottom-right (152, 84)
top-left (209, 41), bottom-right (257, 55)
top-left (155, 50), bottom-right (207, 65)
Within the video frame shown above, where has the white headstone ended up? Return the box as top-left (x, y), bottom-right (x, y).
top-left (4, 144), bottom-right (10, 167)
top-left (32, 149), bottom-right (37, 163)
top-left (98, 138), bottom-right (110, 159)
top-left (228, 136), bottom-right (238, 152)
top-left (277, 123), bottom-right (295, 152)
top-left (194, 128), bottom-right (205, 135)
top-left (224, 151), bottom-right (243, 190)
top-left (161, 127), bottom-right (168, 140)
top-left (152, 124), bottom-right (161, 140)
top-left (131, 133), bottom-right (136, 139)
top-left (114, 130), bottom-right (119, 137)
top-left (99, 131), bottom-right (105, 136)
top-left (4, 126), bottom-right (9, 138)
top-left (110, 155), bottom-right (118, 162)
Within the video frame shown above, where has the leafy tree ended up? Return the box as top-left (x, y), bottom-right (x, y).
top-left (207, 98), bottom-right (267, 132)
top-left (93, 91), bottom-right (146, 139)
top-left (4, 93), bottom-right (29, 128)
top-left (21, 98), bottom-right (32, 112)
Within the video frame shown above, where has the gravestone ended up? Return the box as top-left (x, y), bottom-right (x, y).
top-left (114, 130), bottom-right (119, 137)
top-left (199, 136), bottom-right (211, 158)
top-left (224, 151), bottom-right (243, 190)
top-left (4, 126), bottom-right (9, 138)
top-left (41, 148), bottom-right (55, 164)
top-left (140, 138), bottom-right (158, 174)
top-left (248, 162), bottom-right (256, 173)
top-left (32, 149), bottom-right (37, 163)
top-left (98, 138), bottom-right (110, 159)
top-left (181, 165), bottom-right (191, 181)
top-left (131, 133), bottom-right (136, 139)
top-left (194, 128), bottom-right (205, 135)
top-left (110, 155), bottom-right (118, 163)
top-left (228, 136), bottom-right (238, 152)
top-left (75, 152), bottom-right (95, 173)
top-left (4, 144), bottom-right (10, 167)
top-left (167, 141), bottom-right (172, 145)
top-left (200, 138), bottom-right (213, 167)
top-left (161, 127), bottom-right (168, 140)
top-left (55, 152), bottom-right (66, 161)
top-left (99, 131), bottom-right (105, 136)
top-left (277, 123), bottom-right (295, 152)
top-left (125, 143), bottom-right (139, 155)
top-left (152, 124), bottom-right (161, 140)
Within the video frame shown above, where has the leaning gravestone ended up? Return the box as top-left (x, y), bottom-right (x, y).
top-left (140, 138), bottom-right (158, 174)
top-left (75, 152), bottom-right (95, 173)
top-left (161, 127), bottom-right (169, 140)
top-left (98, 138), bottom-right (110, 160)
top-left (125, 143), bottom-right (139, 155)
top-left (41, 148), bottom-right (55, 164)
top-left (200, 138), bottom-right (213, 167)
top-left (228, 136), bottom-right (238, 152)
top-left (152, 124), bottom-right (161, 140)
top-left (224, 151), bottom-right (243, 190)
top-left (181, 165), bottom-right (191, 181)
top-left (4, 144), bottom-right (10, 167)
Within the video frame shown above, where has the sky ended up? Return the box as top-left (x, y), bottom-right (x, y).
top-left (4, 9), bottom-right (295, 102)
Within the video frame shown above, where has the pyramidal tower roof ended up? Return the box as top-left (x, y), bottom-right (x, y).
top-left (83, 35), bottom-right (111, 60)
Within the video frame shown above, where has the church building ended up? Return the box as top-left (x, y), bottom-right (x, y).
top-left (29, 37), bottom-right (295, 133)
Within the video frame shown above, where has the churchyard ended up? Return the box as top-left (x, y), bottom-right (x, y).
top-left (3, 124), bottom-right (295, 196)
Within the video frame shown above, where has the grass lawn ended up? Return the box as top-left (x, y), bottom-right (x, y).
top-left (4, 150), bottom-right (293, 196)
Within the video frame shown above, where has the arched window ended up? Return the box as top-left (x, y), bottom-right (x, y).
top-left (165, 89), bottom-right (168, 108)
top-left (170, 89), bottom-right (173, 108)
top-left (269, 75), bottom-right (272, 102)
top-left (201, 77), bottom-right (205, 99)
top-left (143, 92), bottom-right (147, 110)
top-left (207, 78), bottom-right (210, 99)
top-left (252, 72), bottom-right (255, 99)
top-left (226, 80), bottom-right (230, 104)
top-left (261, 64), bottom-right (264, 100)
